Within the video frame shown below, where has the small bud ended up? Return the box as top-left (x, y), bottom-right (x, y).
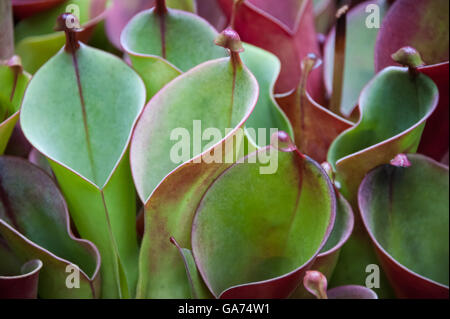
top-left (391, 46), bottom-right (425, 69)
top-left (55, 13), bottom-right (81, 32)
top-left (55, 13), bottom-right (81, 53)
top-left (271, 131), bottom-right (296, 152)
top-left (390, 154), bottom-right (411, 167)
top-left (215, 28), bottom-right (244, 53)
top-left (303, 270), bottom-right (328, 299)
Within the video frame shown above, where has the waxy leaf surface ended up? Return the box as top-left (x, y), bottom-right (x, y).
top-left (359, 154), bottom-right (449, 298)
top-left (20, 42), bottom-right (146, 298)
top-left (0, 156), bottom-right (101, 298)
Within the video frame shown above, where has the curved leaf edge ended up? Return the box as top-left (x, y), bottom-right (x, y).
top-left (190, 145), bottom-right (337, 299)
top-left (358, 153), bottom-right (449, 291)
top-left (130, 56), bottom-right (259, 204)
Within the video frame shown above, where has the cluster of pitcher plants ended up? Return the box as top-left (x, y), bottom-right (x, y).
top-left (0, 0), bottom-right (448, 299)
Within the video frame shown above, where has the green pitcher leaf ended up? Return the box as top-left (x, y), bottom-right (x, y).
top-left (0, 57), bottom-right (31, 154)
top-left (324, 0), bottom-right (390, 117)
top-left (359, 154), bottom-right (449, 298)
top-left (327, 66), bottom-right (438, 204)
top-left (0, 156), bottom-right (101, 298)
top-left (15, 0), bottom-right (109, 74)
top-left (121, 0), bottom-right (226, 100)
top-left (132, 29), bottom-right (259, 298)
top-left (20, 20), bottom-right (146, 298)
top-left (191, 140), bottom-right (336, 298)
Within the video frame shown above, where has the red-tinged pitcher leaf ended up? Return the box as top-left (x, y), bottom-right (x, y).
top-left (0, 57), bottom-right (31, 155)
top-left (327, 66), bottom-right (438, 205)
top-left (121, 0), bottom-right (225, 99)
top-left (291, 192), bottom-right (354, 298)
top-left (417, 63), bottom-right (449, 161)
top-left (276, 54), bottom-right (353, 163)
top-left (0, 244), bottom-right (42, 299)
top-left (375, 0), bottom-right (449, 72)
top-left (359, 154), bottom-right (449, 298)
top-left (196, 0), bottom-right (228, 32)
top-left (218, 0), bottom-right (324, 100)
top-left (326, 65), bottom-right (438, 298)
top-left (374, 0), bottom-right (449, 162)
top-left (191, 142), bottom-right (336, 299)
top-left (12, 0), bottom-right (66, 19)
top-left (0, 156), bottom-right (101, 298)
top-left (106, 0), bottom-right (196, 50)
top-left (14, 0), bottom-right (109, 74)
top-left (20, 17), bottom-right (146, 298)
top-left (324, 0), bottom-right (390, 117)
top-left (132, 29), bottom-right (259, 298)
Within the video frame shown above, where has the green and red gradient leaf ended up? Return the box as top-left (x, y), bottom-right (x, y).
top-left (192, 143), bottom-right (336, 299)
top-left (291, 192), bottom-right (354, 298)
top-left (359, 154), bottom-right (449, 298)
top-left (0, 156), bottom-right (101, 298)
top-left (20, 19), bottom-right (146, 298)
top-left (131, 30), bottom-right (258, 298)
top-left (375, 0), bottom-right (449, 161)
top-left (327, 66), bottom-right (438, 204)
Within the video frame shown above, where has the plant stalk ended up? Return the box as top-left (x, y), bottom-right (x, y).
top-left (0, 0), bottom-right (14, 61)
